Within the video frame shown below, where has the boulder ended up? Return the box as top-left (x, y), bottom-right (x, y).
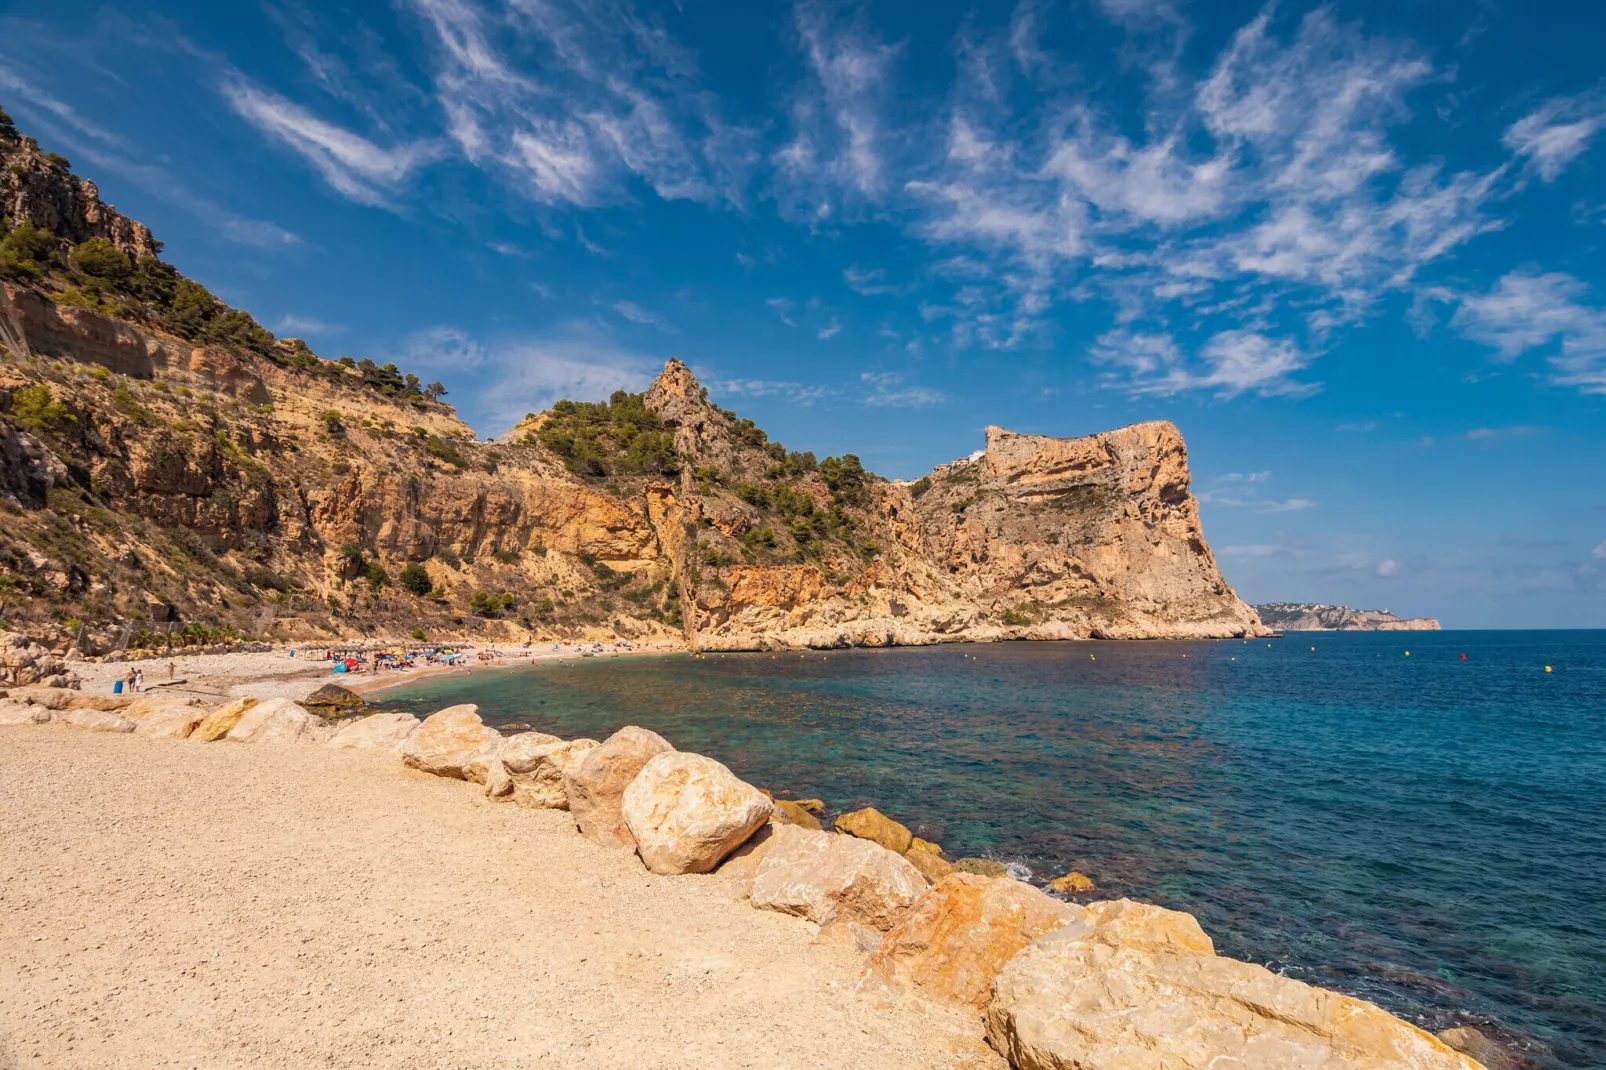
top-left (1049, 870), bottom-right (1096, 894)
top-left (565, 726), bottom-right (673, 847)
top-left (1082, 897), bottom-right (1214, 956)
top-left (504, 736), bottom-right (599, 809)
top-left (326, 712), bottom-right (421, 751)
top-left (904, 847), bottom-right (954, 884)
top-left (984, 902), bottom-right (1480, 1070)
top-left (301, 682), bottom-right (367, 720)
top-left (790, 798), bottom-right (825, 814)
top-left (59, 707), bottom-right (136, 733)
top-left (953, 857), bottom-right (1008, 878)
top-left (834, 807), bottom-right (914, 854)
top-left (190, 698), bottom-right (258, 742)
top-left (133, 703), bottom-right (208, 739)
top-left (224, 698), bottom-right (318, 744)
top-left (122, 695), bottom-right (203, 721)
top-left (717, 820), bottom-right (795, 894)
top-left (621, 751), bottom-right (774, 875)
top-left (871, 873), bottom-right (1081, 1006)
top-left (772, 798), bottom-right (823, 830)
top-left (0, 700), bottom-right (52, 725)
top-left (401, 705), bottom-right (502, 780)
top-left (910, 836), bottom-right (943, 856)
top-left (1436, 1027), bottom-right (1496, 1064)
top-left (749, 827), bottom-right (928, 931)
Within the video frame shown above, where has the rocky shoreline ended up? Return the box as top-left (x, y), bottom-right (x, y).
top-left (0, 673), bottom-right (1494, 1069)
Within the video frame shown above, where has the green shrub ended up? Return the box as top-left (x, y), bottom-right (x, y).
top-left (435, 547), bottom-right (461, 569)
top-left (425, 436), bottom-right (466, 467)
top-left (7, 384), bottom-right (74, 429)
top-left (411, 626), bottom-right (426, 641)
top-left (70, 237), bottom-right (131, 280)
top-left (1, 223), bottom-right (57, 278)
top-left (909, 476), bottom-right (932, 498)
top-left (536, 391), bottom-right (679, 479)
top-left (365, 561), bottom-right (389, 589)
top-left (398, 562), bottom-right (432, 596)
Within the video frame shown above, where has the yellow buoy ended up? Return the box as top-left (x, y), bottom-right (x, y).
top-left (1545, 665), bottom-right (1553, 673)
top-left (1405, 651), bottom-right (1411, 657)
top-left (1310, 646), bottom-right (1315, 651)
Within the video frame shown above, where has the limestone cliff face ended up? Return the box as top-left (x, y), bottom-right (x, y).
top-left (677, 410), bottom-right (1262, 649)
top-left (1254, 603), bottom-right (1441, 631)
top-left (0, 295), bottom-right (1261, 646)
top-left (0, 101), bottom-right (1259, 647)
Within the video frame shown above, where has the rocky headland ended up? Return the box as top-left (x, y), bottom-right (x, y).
top-left (0, 688), bottom-right (1493, 1069)
top-left (1255, 602), bottom-right (1442, 631)
top-left (0, 104), bottom-right (1263, 654)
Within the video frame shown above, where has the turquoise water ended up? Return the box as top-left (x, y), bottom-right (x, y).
top-left (376, 631), bottom-right (1606, 1067)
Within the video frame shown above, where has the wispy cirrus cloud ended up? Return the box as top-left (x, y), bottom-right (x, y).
top-left (401, 321), bottom-right (660, 431)
top-left (1503, 87), bottom-right (1606, 182)
top-left (1449, 271), bottom-right (1606, 393)
top-left (222, 79), bottom-right (438, 206)
top-left (612, 300), bottom-right (675, 332)
top-left (860, 371), bottom-right (945, 407)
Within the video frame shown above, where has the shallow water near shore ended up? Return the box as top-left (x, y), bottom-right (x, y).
top-left (377, 630), bottom-right (1606, 1067)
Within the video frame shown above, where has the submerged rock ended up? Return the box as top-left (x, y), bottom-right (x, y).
top-left (401, 704), bottom-right (501, 780)
top-left (953, 858), bottom-right (1008, 878)
top-left (871, 873), bottom-right (1080, 1006)
top-left (749, 827), bottom-right (927, 931)
top-left (621, 751), bottom-right (773, 874)
top-left (566, 726), bottom-right (673, 847)
top-left (834, 807), bottom-right (914, 854)
top-left (1049, 870), bottom-right (1097, 894)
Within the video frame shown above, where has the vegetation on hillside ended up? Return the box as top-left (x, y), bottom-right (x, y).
top-left (533, 391), bottom-right (679, 478)
top-left (0, 104), bottom-right (440, 405)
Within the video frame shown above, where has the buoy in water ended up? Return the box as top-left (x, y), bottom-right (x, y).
top-left (1460, 654), bottom-right (1466, 661)
top-left (1545, 665), bottom-right (1553, 673)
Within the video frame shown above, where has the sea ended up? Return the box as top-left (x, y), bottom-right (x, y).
top-left (374, 630), bottom-right (1606, 1068)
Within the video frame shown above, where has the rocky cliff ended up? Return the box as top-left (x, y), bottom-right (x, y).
top-left (0, 103), bottom-right (1263, 651)
top-left (1254, 603), bottom-right (1441, 632)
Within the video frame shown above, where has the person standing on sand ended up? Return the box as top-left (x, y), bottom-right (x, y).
top-left (167, 661), bottom-right (175, 680)
top-left (124, 668), bottom-right (137, 693)
top-left (134, 668), bottom-right (144, 692)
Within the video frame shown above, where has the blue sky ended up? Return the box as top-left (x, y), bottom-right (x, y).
top-left (2, 0), bottom-right (1604, 627)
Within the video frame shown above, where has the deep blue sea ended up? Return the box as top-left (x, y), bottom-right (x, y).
top-left (376, 631), bottom-right (1606, 1068)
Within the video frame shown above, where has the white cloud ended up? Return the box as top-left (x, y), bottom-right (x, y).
top-left (712, 378), bottom-right (835, 405)
top-left (860, 371), bottom-right (945, 407)
top-left (765, 297), bottom-right (797, 327)
top-left (612, 301), bottom-right (674, 332)
top-left (1451, 271), bottom-right (1606, 393)
top-left (1375, 558), bottom-right (1399, 577)
top-left (223, 79), bottom-right (436, 205)
top-left (817, 319), bottom-right (841, 340)
top-left (1593, 540), bottom-right (1606, 561)
top-left (401, 322), bottom-right (658, 431)
top-left (273, 314), bottom-right (340, 336)
top-left (1256, 497), bottom-right (1316, 514)
top-left (1504, 90), bottom-right (1606, 182)
top-left (1092, 328), bottom-right (1315, 397)
top-left (775, 0), bottom-right (899, 211)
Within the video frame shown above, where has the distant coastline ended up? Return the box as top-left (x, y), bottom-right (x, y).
top-left (1254, 602), bottom-right (1441, 632)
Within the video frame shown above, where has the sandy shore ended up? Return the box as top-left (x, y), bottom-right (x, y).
top-left (69, 642), bottom-right (681, 706)
top-left (0, 724), bottom-right (998, 1070)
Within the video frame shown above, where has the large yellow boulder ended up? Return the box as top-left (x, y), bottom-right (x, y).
top-left (621, 751), bottom-right (773, 875)
top-left (871, 873), bottom-right (1080, 1006)
top-left (749, 827), bottom-right (927, 931)
top-left (565, 726), bottom-right (673, 847)
top-left (401, 704), bottom-right (502, 779)
top-left (191, 698), bottom-right (257, 742)
top-left (985, 899), bottom-right (1481, 1070)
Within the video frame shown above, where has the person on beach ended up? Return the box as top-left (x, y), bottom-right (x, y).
top-left (134, 668), bottom-right (145, 692)
top-left (167, 661), bottom-right (175, 680)
top-left (124, 668), bottom-right (137, 693)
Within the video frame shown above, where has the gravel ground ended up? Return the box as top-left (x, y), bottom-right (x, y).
top-left (0, 725), bottom-right (999, 1070)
